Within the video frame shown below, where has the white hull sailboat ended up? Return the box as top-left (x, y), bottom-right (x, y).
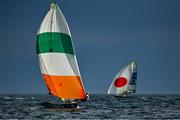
top-left (36, 1), bottom-right (88, 108)
top-left (107, 62), bottom-right (137, 97)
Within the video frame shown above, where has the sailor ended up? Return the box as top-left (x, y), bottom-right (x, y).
top-left (86, 92), bottom-right (90, 100)
top-left (81, 92), bottom-right (89, 102)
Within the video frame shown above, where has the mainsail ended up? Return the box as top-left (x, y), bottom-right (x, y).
top-left (36, 2), bottom-right (86, 101)
top-left (107, 62), bottom-right (137, 96)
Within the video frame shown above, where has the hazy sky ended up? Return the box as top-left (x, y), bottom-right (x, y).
top-left (0, 0), bottom-right (179, 94)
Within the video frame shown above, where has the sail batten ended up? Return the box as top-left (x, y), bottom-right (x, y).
top-left (36, 2), bottom-right (86, 100)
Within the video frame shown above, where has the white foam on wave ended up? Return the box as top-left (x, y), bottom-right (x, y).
top-left (15, 97), bottom-right (24, 100)
top-left (3, 96), bottom-right (12, 100)
top-left (31, 97), bottom-right (35, 99)
top-left (30, 107), bottom-right (39, 110)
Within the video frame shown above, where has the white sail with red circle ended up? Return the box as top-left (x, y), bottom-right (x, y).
top-left (107, 62), bottom-right (137, 96)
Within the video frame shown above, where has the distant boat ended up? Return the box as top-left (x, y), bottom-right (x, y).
top-left (107, 61), bottom-right (137, 97)
top-left (36, 1), bottom-right (88, 108)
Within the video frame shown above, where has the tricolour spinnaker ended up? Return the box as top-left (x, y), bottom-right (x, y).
top-left (36, 2), bottom-right (86, 101)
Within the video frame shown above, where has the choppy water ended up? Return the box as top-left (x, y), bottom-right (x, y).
top-left (0, 94), bottom-right (180, 119)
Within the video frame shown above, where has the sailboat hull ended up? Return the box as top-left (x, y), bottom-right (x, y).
top-left (40, 102), bottom-right (84, 111)
top-left (114, 95), bottom-right (134, 98)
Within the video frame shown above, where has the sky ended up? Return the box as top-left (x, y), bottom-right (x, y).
top-left (0, 0), bottom-right (179, 94)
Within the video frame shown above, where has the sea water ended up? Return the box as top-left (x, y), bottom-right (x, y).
top-left (0, 94), bottom-right (180, 119)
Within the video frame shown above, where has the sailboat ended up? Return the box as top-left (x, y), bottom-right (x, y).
top-left (107, 61), bottom-right (137, 97)
top-left (36, 1), bottom-right (87, 108)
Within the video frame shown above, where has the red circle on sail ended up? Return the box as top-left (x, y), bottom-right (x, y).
top-left (114, 77), bottom-right (127, 87)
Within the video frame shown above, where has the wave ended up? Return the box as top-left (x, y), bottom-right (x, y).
top-left (3, 96), bottom-right (12, 100)
top-left (15, 97), bottom-right (24, 100)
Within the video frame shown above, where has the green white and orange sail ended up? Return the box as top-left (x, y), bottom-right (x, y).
top-left (36, 2), bottom-right (86, 101)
